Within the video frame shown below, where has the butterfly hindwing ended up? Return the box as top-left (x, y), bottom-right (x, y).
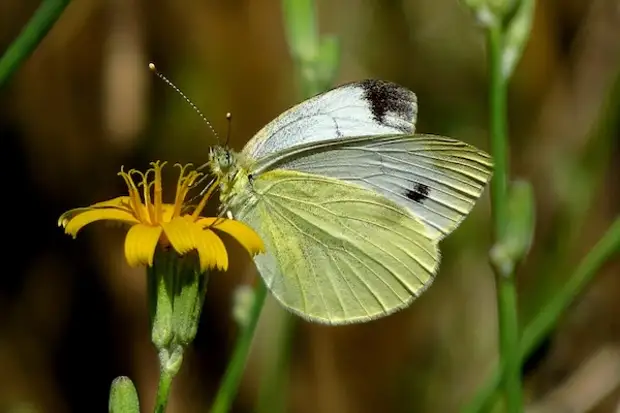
top-left (233, 169), bottom-right (440, 325)
top-left (242, 80), bottom-right (417, 160)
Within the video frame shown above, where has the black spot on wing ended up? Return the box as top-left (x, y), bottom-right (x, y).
top-left (405, 183), bottom-right (430, 203)
top-left (360, 79), bottom-right (416, 132)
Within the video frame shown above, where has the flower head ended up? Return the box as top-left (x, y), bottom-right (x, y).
top-left (58, 161), bottom-right (264, 272)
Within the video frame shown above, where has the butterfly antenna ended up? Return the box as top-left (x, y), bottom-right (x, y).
top-left (224, 112), bottom-right (232, 146)
top-left (149, 62), bottom-right (220, 143)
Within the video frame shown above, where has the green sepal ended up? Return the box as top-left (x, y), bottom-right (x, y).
top-left (171, 253), bottom-right (209, 346)
top-left (148, 248), bottom-right (210, 352)
top-left (147, 248), bottom-right (175, 350)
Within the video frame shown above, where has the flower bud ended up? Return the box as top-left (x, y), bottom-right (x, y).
top-left (148, 249), bottom-right (209, 351)
top-left (109, 376), bottom-right (140, 413)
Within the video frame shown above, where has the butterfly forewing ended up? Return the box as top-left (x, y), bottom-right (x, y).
top-left (242, 80), bottom-right (417, 160)
top-left (250, 134), bottom-right (493, 241)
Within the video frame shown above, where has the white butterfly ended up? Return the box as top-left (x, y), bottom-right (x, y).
top-left (207, 80), bottom-right (493, 325)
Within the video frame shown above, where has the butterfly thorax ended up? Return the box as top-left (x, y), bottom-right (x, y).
top-left (207, 146), bottom-right (253, 211)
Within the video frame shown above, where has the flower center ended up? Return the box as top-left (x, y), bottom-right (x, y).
top-left (118, 161), bottom-right (217, 226)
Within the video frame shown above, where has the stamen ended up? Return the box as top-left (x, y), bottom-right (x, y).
top-left (185, 170), bottom-right (202, 188)
top-left (145, 180), bottom-right (156, 224)
top-left (152, 161), bottom-right (165, 223)
top-left (180, 170), bottom-right (203, 200)
top-left (118, 167), bottom-right (147, 222)
top-left (173, 163), bottom-right (192, 210)
top-left (173, 163), bottom-right (195, 217)
top-left (191, 179), bottom-right (218, 219)
top-left (177, 170), bottom-right (202, 211)
top-left (141, 168), bottom-right (155, 224)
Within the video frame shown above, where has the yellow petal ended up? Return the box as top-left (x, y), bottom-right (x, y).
top-left (197, 217), bottom-right (265, 256)
top-left (60, 208), bottom-right (140, 238)
top-left (89, 196), bottom-right (134, 211)
top-left (198, 229), bottom-right (228, 271)
top-left (161, 217), bottom-right (199, 256)
top-left (124, 224), bottom-right (163, 267)
top-left (161, 217), bottom-right (229, 272)
top-left (160, 204), bottom-right (176, 222)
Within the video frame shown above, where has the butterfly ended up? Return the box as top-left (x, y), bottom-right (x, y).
top-left (206, 79), bottom-right (493, 325)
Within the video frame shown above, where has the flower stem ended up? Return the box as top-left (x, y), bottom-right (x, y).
top-left (495, 278), bottom-right (521, 412)
top-left (256, 313), bottom-right (296, 413)
top-left (487, 23), bottom-right (523, 413)
top-left (154, 368), bottom-right (174, 413)
top-left (463, 218), bottom-right (620, 412)
top-left (210, 280), bottom-right (268, 413)
top-left (488, 34), bottom-right (509, 233)
top-left (520, 216), bottom-right (620, 357)
top-left (0, 0), bottom-right (71, 88)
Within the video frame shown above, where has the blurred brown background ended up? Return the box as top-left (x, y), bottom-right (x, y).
top-left (0, 0), bottom-right (618, 412)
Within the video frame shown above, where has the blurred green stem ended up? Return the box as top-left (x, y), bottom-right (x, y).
top-left (487, 24), bottom-right (523, 413)
top-left (256, 314), bottom-right (296, 413)
top-left (463, 217), bottom-right (620, 412)
top-left (210, 280), bottom-right (268, 413)
top-left (520, 216), bottom-right (620, 356)
top-left (154, 369), bottom-right (174, 413)
top-left (0, 0), bottom-right (71, 88)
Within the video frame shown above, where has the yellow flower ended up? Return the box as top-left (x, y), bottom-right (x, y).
top-left (58, 161), bottom-right (264, 272)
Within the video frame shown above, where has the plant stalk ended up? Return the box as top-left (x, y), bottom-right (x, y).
top-left (210, 280), bottom-right (268, 413)
top-left (463, 218), bottom-right (620, 412)
top-left (0, 0), bottom-right (71, 88)
top-left (154, 368), bottom-right (174, 413)
top-left (487, 23), bottom-right (523, 413)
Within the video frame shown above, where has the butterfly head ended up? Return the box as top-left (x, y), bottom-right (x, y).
top-left (207, 146), bottom-right (251, 208)
top-left (208, 146), bottom-right (236, 177)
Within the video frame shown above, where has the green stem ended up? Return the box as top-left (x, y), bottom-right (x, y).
top-left (0, 0), bottom-right (71, 88)
top-left (495, 278), bottom-right (521, 412)
top-left (463, 217), bottom-right (620, 412)
top-left (256, 313), bottom-right (296, 413)
top-left (520, 216), bottom-right (620, 356)
top-left (488, 33), bottom-right (509, 236)
top-left (210, 280), bottom-right (268, 413)
top-left (487, 24), bottom-right (523, 413)
top-left (154, 368), bottom-right (174, 413)
top-left (462, 367), bottom-right (501, 413)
